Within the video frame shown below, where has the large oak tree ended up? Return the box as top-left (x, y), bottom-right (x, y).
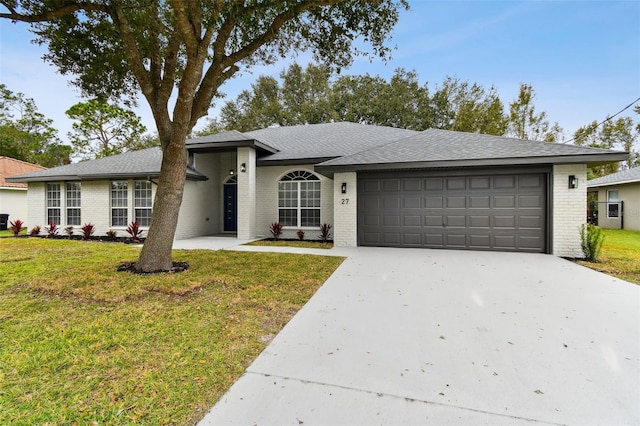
top-left (1, 0), bottom-right (407, 272)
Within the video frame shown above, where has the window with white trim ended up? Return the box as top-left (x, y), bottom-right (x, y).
top-left (278, 171), bottom-right (321, 227)
top-left (134, 180), bottom-right (153, 226)
top-left (46, 183), bottom-right (61, 225)
top-left (111, 181), bottom-right (128, 226)
top-left (66, 182), bottom-right (81, 226)
top-left (607, 190), bottom-right (619, 218)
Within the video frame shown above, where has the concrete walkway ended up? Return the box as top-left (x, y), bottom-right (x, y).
top-left (179, 238), bottom-right (640, 425)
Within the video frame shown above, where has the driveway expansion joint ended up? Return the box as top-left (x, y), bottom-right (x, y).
top-left (245, 370), bottom-right (564, 426)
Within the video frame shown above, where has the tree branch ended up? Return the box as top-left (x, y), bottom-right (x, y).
top-left (0, 1), bottom-right (108, 22)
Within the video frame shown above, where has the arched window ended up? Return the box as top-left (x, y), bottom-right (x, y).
top-left (278, 171), bottom-right (321, 227)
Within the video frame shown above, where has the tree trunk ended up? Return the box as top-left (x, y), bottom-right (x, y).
top-left (135, 133), bottom-right (187, 272)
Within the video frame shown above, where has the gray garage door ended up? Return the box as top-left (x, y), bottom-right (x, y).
top-left (358, 171), bottom-right (548, 252)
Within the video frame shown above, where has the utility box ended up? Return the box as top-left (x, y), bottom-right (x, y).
top-left (0, 214), bottom-right (8, 231)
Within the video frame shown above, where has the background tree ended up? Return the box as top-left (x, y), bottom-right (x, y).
top-left (574, 110), bottom-right (639, 178)
top-left (66, 100), bottom-right (148, 160)
top-left (1, 1), bottom-right (408, 272)
top-left (0, 84), bottom-right (70, 167)
top-left (507, 83), bottom-right (563, 142)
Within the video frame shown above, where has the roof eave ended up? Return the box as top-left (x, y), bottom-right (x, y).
top-left (587, 178), bottom-right (640, 188)
top-left (7, 171), bottom-right (208, 183)
top-left (187, 139), bottom-right (279, 155)
top-left (315, 153), bottom-right (629, 178)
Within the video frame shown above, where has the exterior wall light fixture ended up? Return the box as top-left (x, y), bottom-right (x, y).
top-left (240, 163), bottom-right (246, 173)
top-left (568, 175), bottom-right (578, 189)
top-left (229, 169), bottom-right (234, 176)
top-left (341, 182), bottom-right (347, 194)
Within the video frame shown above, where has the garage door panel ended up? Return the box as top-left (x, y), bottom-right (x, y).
top-left (469, 215), bottom-right (490, 228)
top-left (446, 215), bottom-right (466, 227)
top-left (446, 196), bottom-right (466, 208)
top-left (494, 196), bottom-right (516, 208)
top-left (425, 178), bottom-right (444, 190)
top-left (425, 196), bottom-right (443, 208)
top-left (424, 215), bottom-right (443, 227)
top-left (358, 171), bottom-right (547, 253)
top-left (404, 216), bottom-right (421, 227)
top-left (403, 197), bottom-right (421, 208)
top-left (470, 196), bottom-right (490, 208)
top-left (383, 180), bottom-right (401, 192)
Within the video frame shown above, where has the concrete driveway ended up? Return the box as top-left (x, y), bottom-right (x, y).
top-left (198, 247), bottom-right (640, 425)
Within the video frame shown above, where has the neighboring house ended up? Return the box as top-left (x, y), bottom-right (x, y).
top-left (7, 122), bottom-right (626, 257)
top-left (587, 167), bottom-right (640, 231)
top-left (0, 156), bottom-right (46, 227)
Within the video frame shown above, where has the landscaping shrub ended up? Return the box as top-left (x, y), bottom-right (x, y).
top-left (106, 229), bottom-right (118, 240)
top-left (125, 221), bottom-right (143, 243)
top-left (64, 226), bottom-right (74, 238)
top-left (29, 225), bottom-right (41, 236)
top-left (580, 223), bottom-right (605, 262)
top-left (297, 229), bottom-right (305, 240)
top-left (270, 222), bottom-right (283, 240)
top-left (9, 219), bottom-right (24, 236)
top-left (44, 221), bottom-right (59, 238)
top-left (81, 223), bottom-right (95, 239)
top-left (319, 223), bottom-right (332, 243)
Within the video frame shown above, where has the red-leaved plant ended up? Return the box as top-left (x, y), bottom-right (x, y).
top-left (9, 219), bottom-right (24, 236)
top-left (319, 223), bottom-right (332, 243)
top-left (81, 223), bottom-right (95, 239)
top-left (45, 221), bottom-right (59, 238)
top-left (125, 221), bottom-right (143, 243)
top-left (270, 222), bottom-right (283, 240)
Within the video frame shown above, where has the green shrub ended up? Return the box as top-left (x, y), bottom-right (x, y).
top-left (580, 223), bottom-right (605, 262)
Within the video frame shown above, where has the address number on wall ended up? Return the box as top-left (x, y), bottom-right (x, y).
top-left (341, 198), bottom-right (350, 204)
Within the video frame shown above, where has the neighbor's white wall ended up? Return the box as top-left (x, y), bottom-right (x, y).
top-left (552, 164), bottom-right (587, 257)
top-left (0, 188), bottom-right (28, 227)
top-left (26, 182), bottom-right (45, 233)
top-left (333, 172), bottom-right (358, 247)
top-left (255, 164), bottom-right (333, 240)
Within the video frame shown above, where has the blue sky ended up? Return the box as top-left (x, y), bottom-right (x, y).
top-left (1, 1), bottom-right (638, 143)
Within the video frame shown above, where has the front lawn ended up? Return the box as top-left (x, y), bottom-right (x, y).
top-left (0, 238), bottom-right (344, 424)
top-left (578, 228), bottom-right (640, 284)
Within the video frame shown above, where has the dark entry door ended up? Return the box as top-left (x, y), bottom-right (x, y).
top-left (223, 183), bottom-right (237, 232)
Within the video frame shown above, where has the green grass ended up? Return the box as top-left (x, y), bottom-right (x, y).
top-left (0, 228), bottom-right (27, 237)
top-left (0, 238), bottom-right (344, 424)
top-left (246, 239), bottom-right (333, 249)
top-left (578, 228), bottom-right (640, 284)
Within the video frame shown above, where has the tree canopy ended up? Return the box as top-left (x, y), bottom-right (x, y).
top-left (0, 0), bottom-right (408, 272)
top-left (0, 84), bottom-right (71, 167)
top-left (66, 100), bottom-right (150, 160)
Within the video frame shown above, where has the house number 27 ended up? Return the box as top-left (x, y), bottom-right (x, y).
top-left (341, 198), bottom-right (350, 204)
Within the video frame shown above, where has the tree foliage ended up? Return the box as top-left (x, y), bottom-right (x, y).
top-left (0, 0), bottom-right (408, 272)
top-left (65, 100), bottom-right (148, 160)
top-left (574, 107), bottom-right (640, 178)
top-left (507, 83), bottom-right (563, 142)
top-left (0, 84), bottom-right (71, 167)
top-left (200, 64), bottom-right (510, 136)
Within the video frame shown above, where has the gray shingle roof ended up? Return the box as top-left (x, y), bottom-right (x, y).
top-left (245, 122), bottom-right (419, 162)
top-left (587, 166), bottom-right (640, 187)
top-left (6, 147), bottom-right (207, 183)
top-left (317, 128), bottom-right (627, 169)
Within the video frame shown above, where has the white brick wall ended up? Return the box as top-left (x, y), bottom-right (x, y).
top-left (237, 147), bottom-right (256, 239)
top-left (176, 152), bottom-right (221, 239)
top-left (255, 165), bottom-right (333, 240)
top-left (333, 172), bottom-right (357, 247)
top-left (27, 179), bottom-right (157, 238)
top-left (552, 164), bottom-right (587, 257)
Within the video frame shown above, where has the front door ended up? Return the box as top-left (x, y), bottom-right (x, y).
top-left (223, 182), bottom-right (237, 232)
